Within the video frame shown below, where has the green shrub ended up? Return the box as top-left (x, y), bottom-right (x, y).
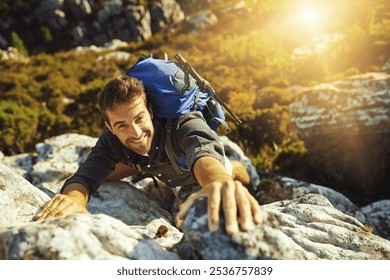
top-left (40, 26), bottom-right (53, 43)
top-left (0, 101), bottom-right (38, 154)
top-left (10, 31), bottom-right (29, 57)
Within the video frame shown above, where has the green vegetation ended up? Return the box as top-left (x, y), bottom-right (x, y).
top-left (10, 31), bottom-right (29, 57)
top-left (0, 0), bottom-right (389, 183)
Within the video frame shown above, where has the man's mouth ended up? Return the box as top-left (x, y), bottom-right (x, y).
top-left (129, 134), bottom-right (146, 144)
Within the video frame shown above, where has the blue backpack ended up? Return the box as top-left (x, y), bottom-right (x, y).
top-left (126, 54), bottom-right (241, 173)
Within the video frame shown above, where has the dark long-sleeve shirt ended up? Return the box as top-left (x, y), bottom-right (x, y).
top-left (62, 111), bottom-right (226, 195)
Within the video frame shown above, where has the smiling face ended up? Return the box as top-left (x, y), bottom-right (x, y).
top-left (98, 75), bottom-right (155, 155)
top-left (105, 97), bottom-right (154, 155)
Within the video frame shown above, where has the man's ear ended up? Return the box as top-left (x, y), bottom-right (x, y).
top-left (105, 121), bottom-right (115, 135)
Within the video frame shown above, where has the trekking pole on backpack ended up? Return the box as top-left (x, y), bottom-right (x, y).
top-left (174, 53), bottom-right (242, 126)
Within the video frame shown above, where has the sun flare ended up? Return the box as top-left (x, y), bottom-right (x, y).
top-left (280, 0), bottom-right (333, 35)
top-left (300, 5), bottom-right (322, 27)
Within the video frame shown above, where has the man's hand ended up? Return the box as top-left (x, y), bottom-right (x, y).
top-left (178, 156), bottom-right (263, 235)
top-left (34, 183), bottom-right (90, 221)
top-left (178, 180), bottom-right (262, 235)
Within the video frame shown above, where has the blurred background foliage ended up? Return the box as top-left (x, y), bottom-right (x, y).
top-left (0, 0), bottom-right (389, 183)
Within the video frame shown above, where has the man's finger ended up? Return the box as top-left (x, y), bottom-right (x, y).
top-left (235, 186), bottom-right (253, 231)
top-left (48, 202), bottom-right (70, 218)
top-left (247, 192), bottom-right (263, 225)
top-left (177, 192), bottom-right (201, 220)
top-left (221, 182), bottom-right (238, 235)
top-left (44, 194), bottom-right (65, 211)
top-left (208, 187), bottom-right (221, 233)
top-left (34, 196), bottom-right (63, 221)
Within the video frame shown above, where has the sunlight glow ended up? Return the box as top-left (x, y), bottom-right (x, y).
top-left (283, 0), bottom-right (332, 35)
top-left (300, 5), bottom-right (322, 27)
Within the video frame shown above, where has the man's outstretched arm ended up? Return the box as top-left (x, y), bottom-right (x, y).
top-left (34, 183), bottom-right (90, 221)
top-left (178, 156), bottom-right (263, 235)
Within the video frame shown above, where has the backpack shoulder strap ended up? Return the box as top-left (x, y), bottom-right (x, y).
top-left (164, 119), bottom-right (184, 174)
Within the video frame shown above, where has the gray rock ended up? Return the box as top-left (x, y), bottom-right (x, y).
top-left (96, 5), bottom-right (111, 23)
top-left (0, 18), bottom-right (14, 31)
top-left (149, 0), bottom-right (185, 33)
top-left (64, 0), bottom-right (92, 18)
top-left (1, 153), bottom-right (34, 179)
top-left (187, 11), bottom-right (218, 30)
top-left (88, 181), bottom-right (175, 226)
top-left (361, 200), bottom-right (390, 241)
top-left (1, 214), bottom-right (179, 260)
top-left (0, 162), bottom-right (181, 258)
top-left (1, 0), bottom-right (186, 51)
top-left (31, 134), bottom-right (97, 192)
top-left (124, 5), bottom-right (152, 41)
top-left (40, 0), bottom-right (64, 11)
top-left (102, 0), bottom-right (123, 17)
top-left (289, 72), bottom-right (390, 201)
top-left (0, 34), bottom-right (8, 49)
top-left (96, 51), bottom-right (131, 61)
top-left (0, 163), bottom-right (50, 228)
top-left (183, 194), bottom-right (390, 259)
top-left (0, 47), bottom-right (30, 63)
top-left (3, 132), bottom-right (390, 260)
top-left (183, 198), bottom-right (302, 259)
top-left (257, 176), bottom-right (367, 224)
top-left (176, 0), bottom-right (223, 14)
top-left (71, 25), bottom-right (86, 42)
top-left (47, 9), bottom-right (69, 30)
top-left (290, 73), bottom-right (390, 138)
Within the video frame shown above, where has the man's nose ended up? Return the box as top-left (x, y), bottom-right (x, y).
top-left (131, 123), bottom-right (143, 138)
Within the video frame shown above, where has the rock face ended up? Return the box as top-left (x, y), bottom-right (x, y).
top-left (289, 72), bottom-right (390, 204)
top-left (0, 163), bottom-right (50, 228)
top-left (1, 133), bottom-right (390, 259)
top-left (257, 176), bottom-right (367, 224)
top-left (0, 0), bottom-right (185, 51)
top-left (1, 214), bottom-right (179, 260)
top-left (183, 195), bottom-right (390, 260)
top-left (177, 0), bottom-right (223, 14)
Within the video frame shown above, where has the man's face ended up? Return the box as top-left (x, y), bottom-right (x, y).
top-left (105, 97), bottom-right (154, 155)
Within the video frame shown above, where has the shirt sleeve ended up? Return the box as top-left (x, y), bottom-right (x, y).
top-left (175, 111), bottom-right (226, 174)
top-left (61, 128), bottom-right (122, 197)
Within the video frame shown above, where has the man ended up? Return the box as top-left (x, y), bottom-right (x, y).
top-left (35, 75), bottom-right (262, 235)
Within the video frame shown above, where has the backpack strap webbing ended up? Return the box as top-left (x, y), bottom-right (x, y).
top-left (164, 119), bottom-right (184, 174)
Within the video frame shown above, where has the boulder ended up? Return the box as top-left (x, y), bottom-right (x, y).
top-left (64, 0), bottom-right (92, 18)
top-left (31, 133), bottom-right (97, 192)
top-left (2, 133), bottom-right (390, 259)
top-left (361, 200), bottom-right (390, 241)
top-left (289, 72), bottom-right (390, 203)
top-left (183, 194), bottom-right (390, 259)
top-left (187, 11), bottom-right (218, 30)
top-left (0, 162), bottom-right (180, 259)
top-left (0, 0), bottom-right (186, 51)
top-left (149, 0), bottom-right (185, 34)
top-left (257, 176), bottom-right (367, 224)
top-left (1, 214), bottom-right (178, 260)
top-left (124, 5), bottom-right (152, 42)
top-left (0, 162), bottom-right (50, 228)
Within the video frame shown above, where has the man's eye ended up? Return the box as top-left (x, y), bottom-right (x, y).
top-left (136, 116), bottom-right (145, 122)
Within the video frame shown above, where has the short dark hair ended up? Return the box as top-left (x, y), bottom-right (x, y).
top-left (98, 75), bottom-right (147, 124)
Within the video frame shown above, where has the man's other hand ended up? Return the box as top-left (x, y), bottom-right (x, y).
top-left (34, 183), bottom-right (90, 221)
top-left (34, 194), bottom-right (90, 221)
